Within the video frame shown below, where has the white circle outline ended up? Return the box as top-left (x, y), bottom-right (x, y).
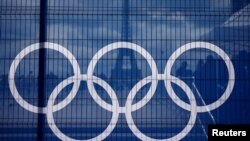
top-left (8, 41), bottom-right (235, 141)
top-left (125, 75), bottom-right (197, 141)
top-left (8, 42), bottom-right (81, 113)
top-left (164, 42), bottom-right (235, 112)
top-left (47, 74), bottom-right (119, 141)
top-left (87, 42), bottom-right (159, 112)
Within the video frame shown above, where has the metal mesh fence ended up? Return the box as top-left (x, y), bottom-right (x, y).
top-left (0, 0), bottom-right (250, 140)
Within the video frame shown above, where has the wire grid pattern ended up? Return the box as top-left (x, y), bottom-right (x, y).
top-left (0, 0), bottom-right (250, 141)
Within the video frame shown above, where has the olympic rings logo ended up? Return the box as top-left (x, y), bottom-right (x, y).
top-left (8, 41), bottom-right (235, 141)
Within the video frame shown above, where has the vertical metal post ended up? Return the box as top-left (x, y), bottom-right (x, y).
top-left (37, 0), bottom-right (47, 140)
top-left (121, 0), bottom-right (130, 41)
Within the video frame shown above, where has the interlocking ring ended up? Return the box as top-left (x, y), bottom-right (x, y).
top-left (164, 42), bottom-right (235, 112)
top-left (47, 74), bottom-right (119, 141)
top-left (9, 42), bottom-right (81, 113)
top-left (8, 41), bottom-right (235, 141)
top-left (87, 42), bottom-right (158, 113)
top-left (125, 75), bottom-right (197, 141)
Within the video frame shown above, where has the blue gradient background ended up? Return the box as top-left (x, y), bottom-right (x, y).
top-left (0, 0), bottom-right (250, 140)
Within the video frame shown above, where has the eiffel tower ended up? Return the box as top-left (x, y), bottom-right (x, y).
top-left (110, 0), bottom-right (142, 91)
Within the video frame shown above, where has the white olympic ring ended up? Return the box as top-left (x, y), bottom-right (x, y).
top-left (47, 74), bottom-right (119, 141)
top-left (87, 42), bottom-right (158, 113)
top-left (125, 75), bottom-right (197, 141)
top-left (9, 42), bottom-right (81, 114)
top-left (8, 41), bottom-right (235, 141)
top-left (164, 42), bottom-right (235, 112)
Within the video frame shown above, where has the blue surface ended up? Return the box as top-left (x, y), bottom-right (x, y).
top-left (0, 0), bottom-right (250, 140)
